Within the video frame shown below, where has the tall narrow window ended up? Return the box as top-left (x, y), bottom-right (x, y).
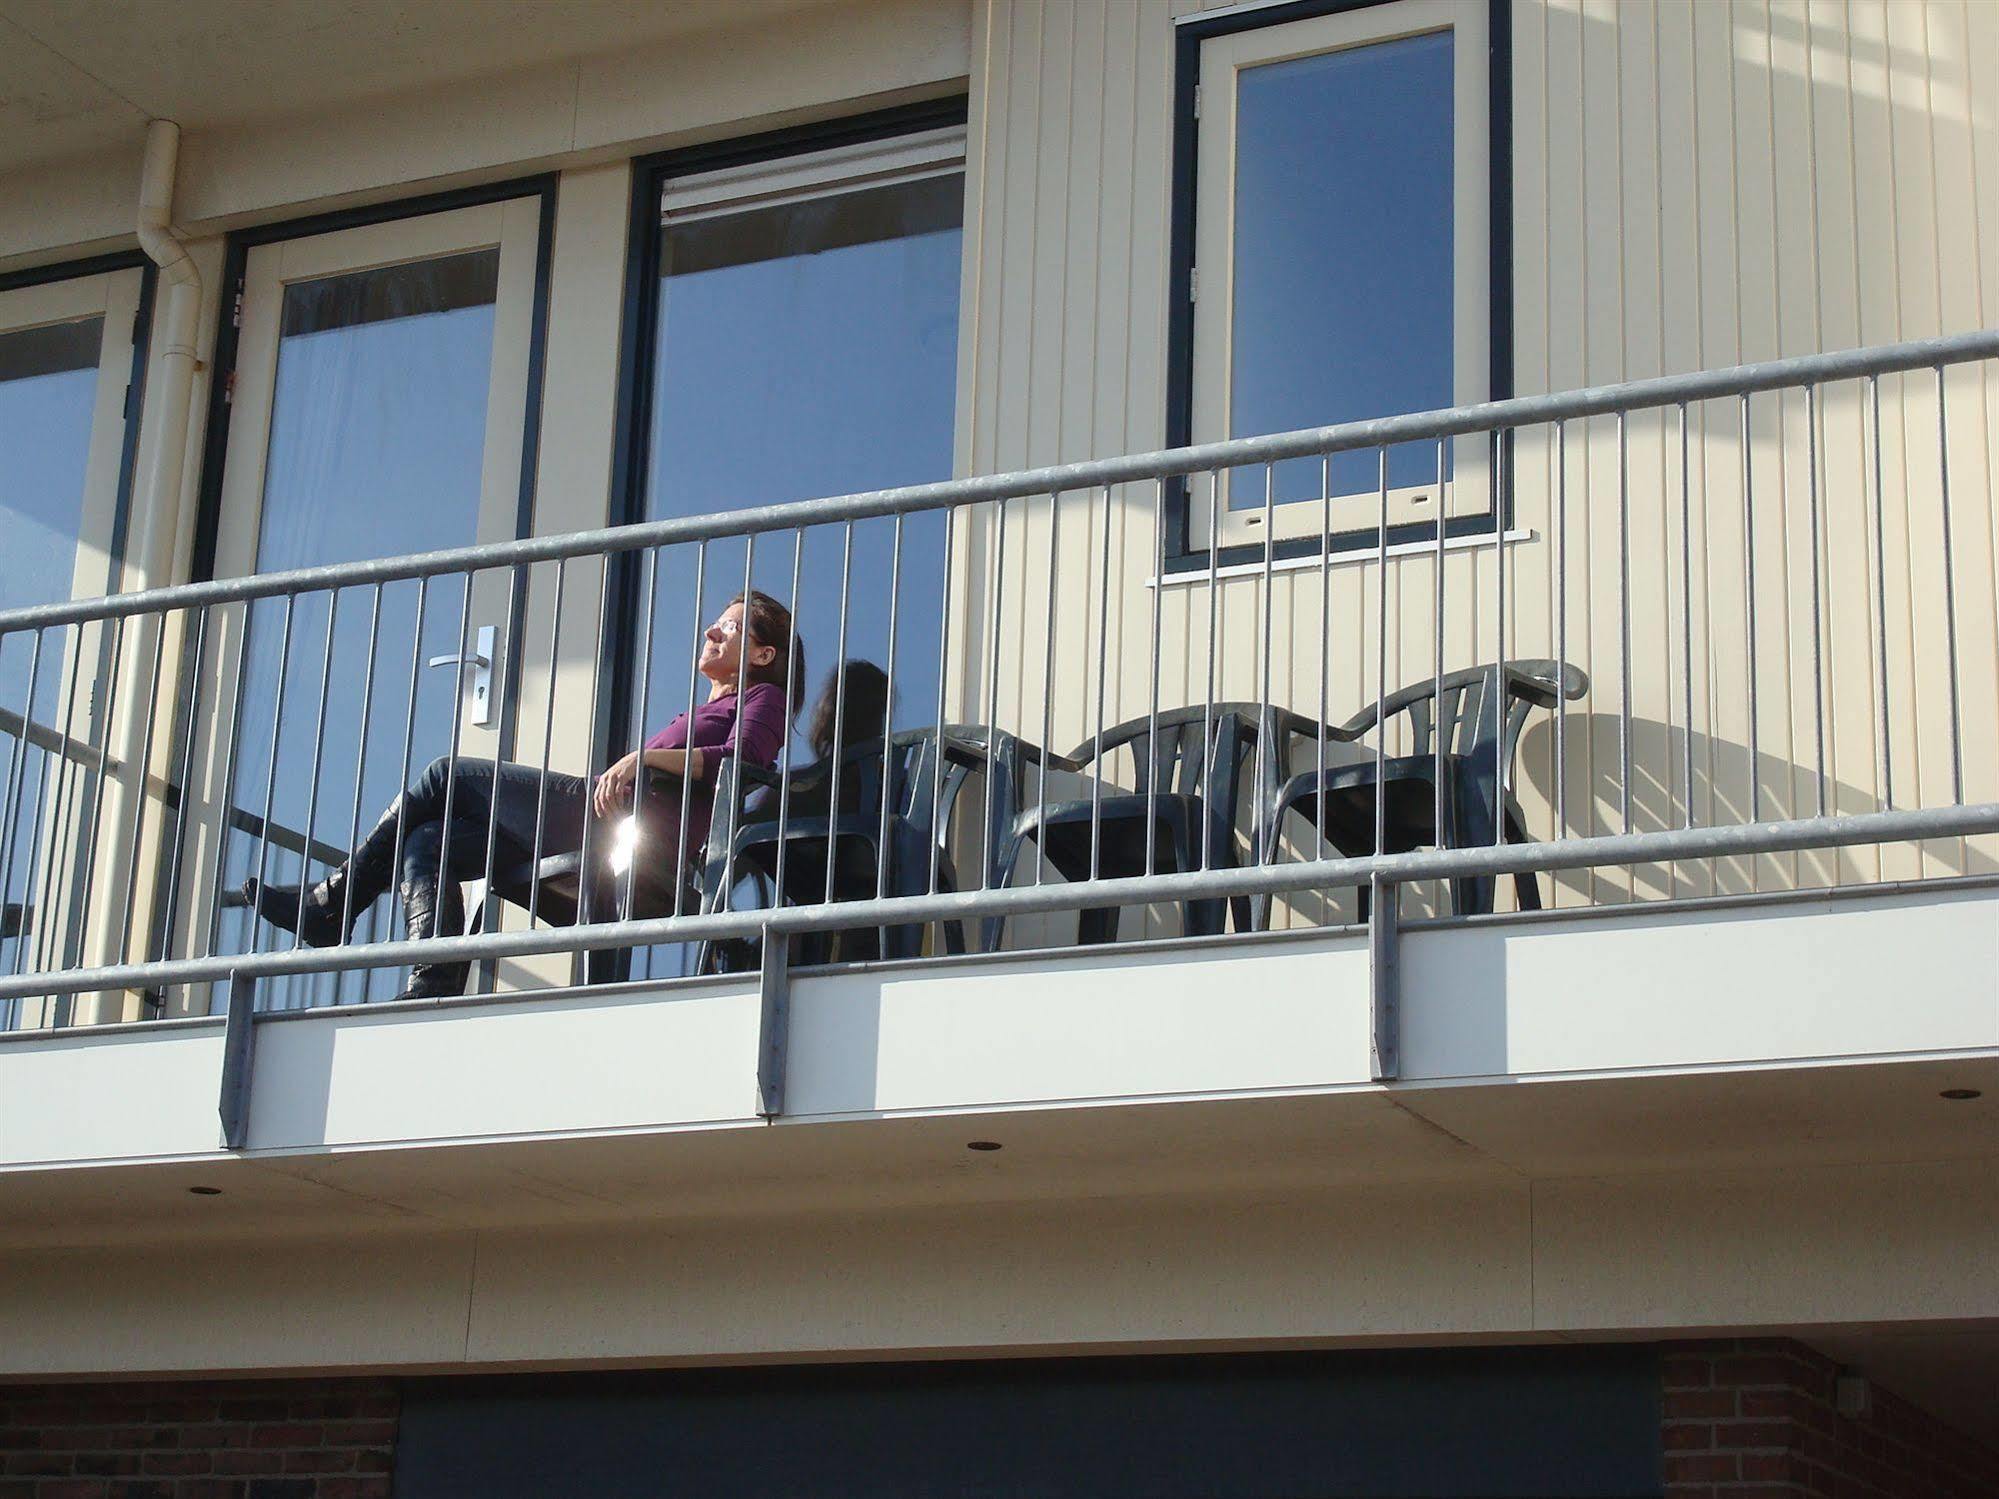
top-left (1187, 0), bottom-right (1489, 548)
top-left (630, 124), bottom-right (966, 975)
top-left (0, 266), bottom-right (145, 1026)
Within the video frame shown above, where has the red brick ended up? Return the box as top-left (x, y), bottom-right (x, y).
top-left (244, 1426), bottom-right (319, 1451)
top-left (208, 1453), bottom-right (281, 1479)
top-left (279, 1449), bottom-right (355, 1475)
top-left (1663, 1422), bottom-right (1714, 1451)
top-left (315, 1421), bottom-right (393, 1449)
top-left (39, 1482), bottom-right (113, 1499)
top-left (315, 1480), bottom-right (391, 1499)
top-left (1664, 1389), bottom-right (1739, 1419)
top-left (141, 1454), bottom-right (213, 1477)
top-left (1665, 1453), bottom-right (1739, 1482)
top-left (4, 1451), bottom-right (73, 1475)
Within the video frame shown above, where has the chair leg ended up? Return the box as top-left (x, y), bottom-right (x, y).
top-left (1506, 803), bottom-right (1542, 911)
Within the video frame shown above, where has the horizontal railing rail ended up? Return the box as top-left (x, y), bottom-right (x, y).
top-left (1, 327), bottom-right (1994, 1069)
top-left (0, 329), bottom-right (1992, 634)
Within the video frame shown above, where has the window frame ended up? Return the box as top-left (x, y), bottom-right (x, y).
top-left (601, 97), bottom-right (971, 773)
top-left (1163, 0), bottom-right (1512, 571)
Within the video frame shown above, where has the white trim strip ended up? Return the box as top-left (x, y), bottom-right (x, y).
top-left (1145, 527), bottom-right (1535, 588)
top-left (661, 126), bottom-right (967, 223)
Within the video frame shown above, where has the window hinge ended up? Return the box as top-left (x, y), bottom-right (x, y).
top-left (1188, 265), bottom-right (1198, 303)
top-left (1192, 84), bottom-right (1202, 120)
top-left (230, 281), bottom-right (244, 329)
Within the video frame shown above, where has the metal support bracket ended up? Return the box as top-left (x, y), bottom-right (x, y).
top-left (755, 928), bottom-right (790, 1120)
top-left (218, 970), bottom-right (257, 1149)
top-left (1368, 876), bottom-right (1400, 1082)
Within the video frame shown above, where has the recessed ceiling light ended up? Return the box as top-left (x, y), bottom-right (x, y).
top-left (1939, 1088), bottom-right (1982, 1101)
top-left (966, 1140), bottom-right (1003, 1152)
top-left (187, 1185), bottom-right (223, 1196)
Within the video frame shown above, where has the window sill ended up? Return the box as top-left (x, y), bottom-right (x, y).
top-left (1147, 528), bottom-right (1537, 589)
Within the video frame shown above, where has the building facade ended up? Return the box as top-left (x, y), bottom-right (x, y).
top-left (2, 1), bottom-right (1997, 1493)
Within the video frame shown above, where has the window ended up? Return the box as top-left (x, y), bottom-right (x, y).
top-left (1180, 0), bottom-right (1492, 552)
top-left (618, 113), bottom-right (967, 977)
top-left (0, 261), bottom-right (149, 1025)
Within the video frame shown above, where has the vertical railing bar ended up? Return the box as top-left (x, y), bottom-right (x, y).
top-left (624, 547), bottom-right (661, 922)
top-left (160, 605), bottom-right (208, 966)
top-left (115, 609), bottom-right (171, 965)
top-left (13, 625), bottom-right (73, 977)
top-left (1678, 403), bottom-right (1694, 830)
top-left (1256, 464), bottom-right (1275, 866)
top-left (722, 534), bottom-right (757, 912)
top-left (30, 622), bottom-right (89, 980)
top-left (0, 629), bottom-right (44, 982)
top-left (1146, 480), bottom-right (1164, 881)
top-left (826, 520), bottom-right (855, 907)
top-left (70, 612), bottom-right (128, 970)
top-left (291, 591), bottom-right (339, 957)
top-left (1036, 495), bottom-right (1060, 886)
top-left (1202, 471), bottom-right (1220, 870)
top-left (772, 530), bottom-right (803, 912)
top-left (1617, 414), bottom-right (1631, 837)
top-left (979, 502), bottom-right (1006, 895)
top-left (245, 593), bottom-right (296, 969)
top-left (432, 573), bottom-right (474, 932)
top-left (1319, 455), bottom-right (1334, 865)
top-left (338, 584), bottom-right (383, 969)
top-left (1554, 422), bottom-right (1569, 838)
top-left (1806, 385), bottom-right (1828, 818)
top-left (478, 566), bottom-right (524, 969)
top-left (0, 631), bottom-right (37, 919)
top-left (1494, 429), bottom-right (1509, 849)
top-left (1866, 376), bottom-right (1893, 810)
top-left (526, 562), bottom-right (565, 928)
top-left (1374, 448), bottom-right (1389, 861)
top-left (202, 603), bottom-right (255, 965)
top-left (1089, 483), bottom-right (1112, 884)
top-left (671, 544), bottom-right (706, 918)
top-left (927, 508), bottom-right (953, 898)
top-left (385, 576), bottom-right (430, 974)
top-left (1934, 364), bottom-right (1963, 806)
top-left (1435, 439), bottom-right (1449, 857)
top-left (1742, 392), bottom-right (1760, 824)
top-left (877, 512), bottom-right (904, 904)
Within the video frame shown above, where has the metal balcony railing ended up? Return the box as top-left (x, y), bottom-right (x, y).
top-left (1, 330), bottom-right (1996, 1076)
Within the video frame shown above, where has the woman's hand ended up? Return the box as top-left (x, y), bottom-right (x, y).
top-left (593, 751), bottom-right (640, 817)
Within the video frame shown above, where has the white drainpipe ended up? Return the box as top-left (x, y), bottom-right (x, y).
top-left (132, 119), bottom-right (201, 578)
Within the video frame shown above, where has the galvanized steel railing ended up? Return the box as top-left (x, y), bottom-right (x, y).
top-left (0, 329), bottom-right (1995, 1046)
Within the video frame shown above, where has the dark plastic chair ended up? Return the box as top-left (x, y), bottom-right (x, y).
top-left (980, 703), bottom-right (1303, 950)
top-left (1257, 660), bottom-right (1588, 920)
top-left (481, 779), bottom-right (699, 985)
top-left (692, 727), bottom-right (980, 969)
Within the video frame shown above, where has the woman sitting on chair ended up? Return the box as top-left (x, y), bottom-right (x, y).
top-left (242, 589), bottom-right (802, 999)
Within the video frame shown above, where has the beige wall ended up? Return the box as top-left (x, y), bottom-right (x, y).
top-left (954, 0), bottom-right (1999, 927)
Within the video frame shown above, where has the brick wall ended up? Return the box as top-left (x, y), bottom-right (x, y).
top-left (1663, 1338), bottom-right (1999, 1499)
top-left (0, 1378), bottom-right (397, 1499)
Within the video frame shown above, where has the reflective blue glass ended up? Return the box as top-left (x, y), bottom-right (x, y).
top-left (1226, 29), bottom-right (1454, 508)
top-left (214, 249), bottom-right (500, 1006)
top-left (0, 316), bottom-right (103, 995)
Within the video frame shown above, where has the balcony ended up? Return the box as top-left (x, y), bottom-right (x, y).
top-left (0, 331), bottom-right (1995, 1182)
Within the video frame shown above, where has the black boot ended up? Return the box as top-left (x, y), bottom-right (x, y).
top-left (394, 821), bottom-right (469, 1000)
top-left (239, 796), bottom-right (406, 948)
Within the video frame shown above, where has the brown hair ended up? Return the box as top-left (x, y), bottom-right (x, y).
top-left (730, 590), bottom-right (804, 717)
top-left (808, 659), bottom-right (891, 761)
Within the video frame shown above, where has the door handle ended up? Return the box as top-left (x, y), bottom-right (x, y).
top-left (425, 624), bottom-right (497, 728)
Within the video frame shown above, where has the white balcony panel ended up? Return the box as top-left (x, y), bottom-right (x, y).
top-left (783, 937), bottom-right (1376, 1118)
top-left (0, 1021), bottom-right (224, 1167)
top-left (246, 982), bottom-right (765, 1152)
top-left (1400, 886), bottom-right (1999, 1082)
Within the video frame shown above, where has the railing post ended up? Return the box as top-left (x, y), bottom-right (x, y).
top-left (755, 923), bottom-right (790, 1120)
top-left (1368, 876), bottom-right (1400, 1083)
top-left (218, 969), bottom-right (258, 1149)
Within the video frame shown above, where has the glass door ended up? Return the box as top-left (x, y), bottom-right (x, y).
top-left (0, 267), bottom-right (145, 1028)
top-left (176, 198), bottom-right (542, 1009)
top-left (629, 126), bottom-right (965, 976)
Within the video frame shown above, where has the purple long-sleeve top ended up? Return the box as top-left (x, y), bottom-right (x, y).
top-left (640, 680), bottom-right (790, 864)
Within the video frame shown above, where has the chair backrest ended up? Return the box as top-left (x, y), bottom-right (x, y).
top-left (1352, 659), bottom-right (1589, 780)
top-left (1067, 703), bottom-right (1277, 853)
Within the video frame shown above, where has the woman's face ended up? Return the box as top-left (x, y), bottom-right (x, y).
top-left (698, 601), bottom-right (777, 687)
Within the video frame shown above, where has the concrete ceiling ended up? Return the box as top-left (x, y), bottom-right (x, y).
top-left (0, 0), bottom-right (834, 176)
